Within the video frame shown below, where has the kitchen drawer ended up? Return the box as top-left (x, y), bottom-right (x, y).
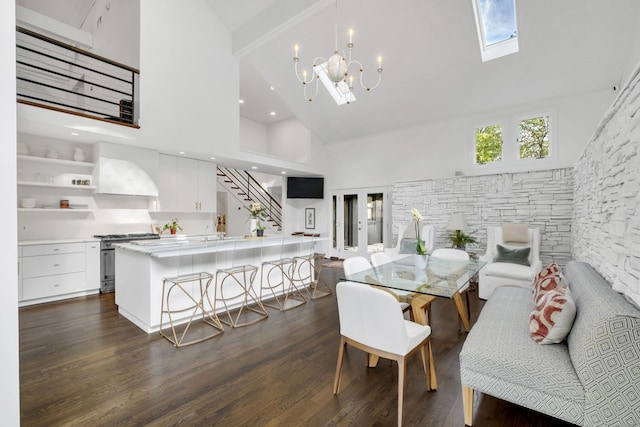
top-left (22, 252), bottom-right (86, 278)
top-left (22, 272), bottom-right (87, 301)
top-left (22, 242), bottom-right (85, 257)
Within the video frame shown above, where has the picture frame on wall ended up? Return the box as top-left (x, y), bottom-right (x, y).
top-left (305, 208), bottom-right (315, 229)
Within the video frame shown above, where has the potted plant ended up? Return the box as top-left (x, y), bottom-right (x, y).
top-left (449, 230), bottom-right (476, 250)
top-left (246, 202), bottom-right (268, 236)
top-left (254, 221), bottom-right (266, 237)
top-left (163, 218), bottom-right (183, 235)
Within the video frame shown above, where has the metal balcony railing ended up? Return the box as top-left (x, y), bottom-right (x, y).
top-left (16, 26), bottom-right (140, 127)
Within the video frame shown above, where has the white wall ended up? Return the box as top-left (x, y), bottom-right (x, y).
top-left (2, 0), bottom-right (20, 424)
top-left (137, 0), bottom-right (238, 156)
top-left (239, 117), bottom-right (267, 153)
top-left (266, 117), bottom-right (310, 163)
top-left (324, 89), bottom-right (616, 190)
top-left (81, 0), bottom-right (140, 68)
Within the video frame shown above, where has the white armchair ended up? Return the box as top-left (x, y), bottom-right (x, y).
top-left (479, 225), bottom-right (542, 300)
top-left (385, 223), bottom-right (435, 261)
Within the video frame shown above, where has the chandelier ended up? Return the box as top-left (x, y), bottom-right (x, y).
top-left (292, 1), bottom-right (383, 105)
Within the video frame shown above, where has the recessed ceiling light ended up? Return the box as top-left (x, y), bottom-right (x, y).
top-left (269, 86), bottom-right (275, 91)
top-left (210, 157), bottom-right (216, 160)
top-left (270, 111), bottom-right (276, 116)
top-left (239, 99), bottom-right (244, 104)
top-left (70, 132), bottom-right (80, 136)
top-left (251, 166), bottom-right (258, 170)
top-left (281, 171), bottom-right (287, 175)
top-left (179, 151), bottom-right (185, 155)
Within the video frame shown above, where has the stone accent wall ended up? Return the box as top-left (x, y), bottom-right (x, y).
top-left (392, 168), bottom-right (574, 266)
top-left (573, 67), bottom-right (640, 306)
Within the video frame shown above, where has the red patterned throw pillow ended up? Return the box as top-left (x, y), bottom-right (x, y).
top-left (532, 262), bottom-right (560, 300)
top-left (533, 274), bottom-right (566, 304)
top-left (529, 287), bottom-right (576, 344)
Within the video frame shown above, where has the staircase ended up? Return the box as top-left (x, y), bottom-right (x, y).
top-left (217, 166), bottom-right (282, 230)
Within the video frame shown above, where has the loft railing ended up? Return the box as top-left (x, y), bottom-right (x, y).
top-left (16, 26), bottom-right (140, 127)
top-left (217, 166), bottom-right (283, 230)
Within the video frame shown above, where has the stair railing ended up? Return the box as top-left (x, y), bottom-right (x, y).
top-left (217, 166), bottom-right (282, 229)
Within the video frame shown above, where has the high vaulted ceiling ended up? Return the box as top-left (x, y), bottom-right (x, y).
top-left (210, 0), bottom-right (640, 143)
top-left (16, 1), bottom-right (640, 146)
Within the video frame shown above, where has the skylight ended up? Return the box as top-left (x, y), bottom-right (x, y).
top-left (314, 62), bottom-right (357, 106)
top-left (471, 0), bottom-right (519, 62)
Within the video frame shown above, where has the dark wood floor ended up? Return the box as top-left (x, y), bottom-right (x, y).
top-left (19, 263), bottom-right (575, 426)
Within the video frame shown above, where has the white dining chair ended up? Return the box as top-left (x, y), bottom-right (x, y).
top-left (334, 281), bottom-right (434, 427)
top-left (431, 248), bottom-right (471, 331)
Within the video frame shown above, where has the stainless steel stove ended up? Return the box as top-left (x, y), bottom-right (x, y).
top-left (94, 233), bottom-right (161, 293)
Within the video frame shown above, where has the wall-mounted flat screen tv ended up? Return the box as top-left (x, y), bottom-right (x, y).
top-left (287, 177), bottom-right (324, 199)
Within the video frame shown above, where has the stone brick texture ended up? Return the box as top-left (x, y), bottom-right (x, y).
top-left (392, 168), bottom-right (574, 267)
top-left (573, 67), bottom-right (640, 306)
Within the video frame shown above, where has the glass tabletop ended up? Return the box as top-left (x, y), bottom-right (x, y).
top-left (342, 255), bottom-right (486, 299)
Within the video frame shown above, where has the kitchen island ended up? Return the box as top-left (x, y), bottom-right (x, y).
top-left (113, 235), bottom-right (325, 333)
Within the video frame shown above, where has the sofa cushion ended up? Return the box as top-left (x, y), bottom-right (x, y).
top-left (484, 261), bottom-right (536, 282)
top-left (530, 287), bottom-right (577, 344)
top-left (495, 244), bottom-right (531, 266)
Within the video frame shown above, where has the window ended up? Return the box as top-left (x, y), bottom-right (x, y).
top-left (471, 0), bottom-right (519, 62)
top-left (473, 111), bottom-right (556, 169)
top-left (518, 115), bottom-right (550, 159)
top-left (475, 124), bottom-right (503, 164)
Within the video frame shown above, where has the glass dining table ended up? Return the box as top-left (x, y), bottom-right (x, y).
top-left (342, 254), bottom-right (486, 332)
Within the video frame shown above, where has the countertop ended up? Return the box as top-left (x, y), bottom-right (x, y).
top-left (113, 235), bottom-right (326, 259)
top-left (19, 237), bottom-right (100, 246)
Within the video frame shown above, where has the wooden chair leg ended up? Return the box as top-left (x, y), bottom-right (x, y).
top-left (465, 290), bottom-right (471, 321)
top-left (419, 341), bottom-right (432, 391)
top-left (398, 357), bottom-right (406, 427)
top-left (333, 338), bottom-right (347, 394)
top-left (462, 385), bottom-right (474, 426)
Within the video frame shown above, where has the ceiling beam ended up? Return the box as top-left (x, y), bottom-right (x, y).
top-left (232, 0), bottom-right (331, 57)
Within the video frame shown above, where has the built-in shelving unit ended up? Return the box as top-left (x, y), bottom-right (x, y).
top-left (18, 208), bottom-right (93, 213)
top-left (17, 155), bottom-right (95, 168)
top-left (17, 143), bottom-right (96, 212)
top-left (17, 181), bottom-right (96, 190)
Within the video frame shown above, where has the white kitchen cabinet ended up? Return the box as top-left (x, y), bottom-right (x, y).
top-left (19, 241), bottom-right (100, 306)
top-left (85, 241), bottom-right (100, 291)
top-left (156, 154), bottom-right (216, 213)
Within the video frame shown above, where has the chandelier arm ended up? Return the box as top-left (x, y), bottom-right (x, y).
top-left (349, 60), bottom-right (383, 91)
top-left (303, 77), bottom-right (320, 102)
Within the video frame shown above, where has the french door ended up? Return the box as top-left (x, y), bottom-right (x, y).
top-left (330, 188), bottom-right (390, 259)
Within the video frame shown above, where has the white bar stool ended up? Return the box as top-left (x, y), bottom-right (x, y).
top-left (159, 272), bottom-right (224, 347)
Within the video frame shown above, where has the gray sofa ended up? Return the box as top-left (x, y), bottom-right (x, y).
top-left (459, 261), bottom-right (640, 426)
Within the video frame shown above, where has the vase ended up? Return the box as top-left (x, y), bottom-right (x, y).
top-left (414, 254), bottom-right (427, 269)
top-left (73, 148), bottom-right (86, 162)
top-left (170, 229), bottom-right (177, 235)
top-left (250, 218), bottom-right (258, 236)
